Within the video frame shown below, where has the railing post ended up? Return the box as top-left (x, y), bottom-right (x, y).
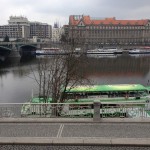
top-left (145, 99), bottom-right (150, 111)
top-left (93, 100), bottom-right (101, 122)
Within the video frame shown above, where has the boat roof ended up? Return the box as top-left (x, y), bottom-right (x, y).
top-left (65, 84), bottom-right (147, 93)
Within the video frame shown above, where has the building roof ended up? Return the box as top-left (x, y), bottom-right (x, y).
top-left (69, 15), bottom-right (149, 26)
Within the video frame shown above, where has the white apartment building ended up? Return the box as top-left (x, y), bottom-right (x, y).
top-left (8, 16), bottom-right (29, 25)
top-left (0, 16), bottom-right (30, 40)
top-left (0, 16), bottom-right (52, 41)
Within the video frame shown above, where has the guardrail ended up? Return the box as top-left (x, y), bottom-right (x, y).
top-left (0, 102), bottom-right (150, 119)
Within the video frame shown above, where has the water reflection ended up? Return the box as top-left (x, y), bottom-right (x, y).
top-left (86, 54), bottom-right (150, 77)
top-left (84, 54), bottom-right (150, 85)
top-left (86, 54), bottom-right (120, 59)
top-left (129, 54), bottom-right (150, 58)
top-left (0, 54), bottom-right (150, 103)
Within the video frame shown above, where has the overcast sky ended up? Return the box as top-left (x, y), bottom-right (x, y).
top-left (1, 0), bottom-right (150, 26)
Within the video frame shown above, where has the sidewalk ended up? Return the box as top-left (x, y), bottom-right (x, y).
top-left (0, 118), bottom-right (150, 146)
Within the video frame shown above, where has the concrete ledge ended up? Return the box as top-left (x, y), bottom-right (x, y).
top-left (0, 118), bottom-right (93, 123)
top-left (1, 118), bottom-right (150, 123)
top-left (0, 137), bottom-right (150, 146)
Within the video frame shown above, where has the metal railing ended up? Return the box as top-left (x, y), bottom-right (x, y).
top-left (0, 102), bottom-right (150, 118)
top-left (100, 103), bottom-right (150, 118)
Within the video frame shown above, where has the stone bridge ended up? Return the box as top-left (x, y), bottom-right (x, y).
top-left (0, 41), bottom-right (61, 51)
top-left (0, 41), bottom-right (60, 58)
top-left (0, 42), bottom-right (39, 58)
top-left (0, 42), bottom-right (40, 51)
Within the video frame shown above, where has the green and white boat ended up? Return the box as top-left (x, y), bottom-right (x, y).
top-left (21, 84), bottom-right (150, 117)
top-left (64, 84), bottom-right (150, 103)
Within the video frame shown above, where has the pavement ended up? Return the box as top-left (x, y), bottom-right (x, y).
top-left (0, 118), bottom-right (150, 146)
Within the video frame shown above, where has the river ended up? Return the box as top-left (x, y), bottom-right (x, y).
top-left (0, 54), bottom-right (150, 103)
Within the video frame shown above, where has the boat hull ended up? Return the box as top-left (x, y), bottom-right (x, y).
top-left (87, 48), bottom-right (123, 55)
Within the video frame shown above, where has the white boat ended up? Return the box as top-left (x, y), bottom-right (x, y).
top-left (36, 50), bottom-right (45, 55)
top-left (106, 48), bottom-right (123, 54)
top-left (87, 48), bottom-right (122, 55)
top-left (36, 48), bottom-right (67, 55)
top-left (129, 47), bottom-right (150, 54)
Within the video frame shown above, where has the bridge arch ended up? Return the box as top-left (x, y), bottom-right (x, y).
top-left (19, 45), bottom-right (37, 57)
top-left (19, 44), bottom-right (37, 49)
top-left (0, 46), bottom-right (12, 61)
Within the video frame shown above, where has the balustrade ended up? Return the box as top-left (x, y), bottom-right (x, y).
top-left (0, 102), bottom-right (149, 119)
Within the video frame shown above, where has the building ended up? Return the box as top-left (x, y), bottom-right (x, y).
top-left (52, 22), bottom-right (63, 43)
top-left (63, 25), bottom-right (69, 36)
top-left (68, 15), bottom-right (150, 48)
top-left (30, 22), bottom-right (52, 41)
top-left (0, 16), bottom-right (30, 40)
top-left (8, 16), bottom-right (29, 25)
top-left (0, 16), bottom-right (52, 42)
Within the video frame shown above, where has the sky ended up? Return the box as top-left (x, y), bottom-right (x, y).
top-left (1, 0), bottom-right (150, 26)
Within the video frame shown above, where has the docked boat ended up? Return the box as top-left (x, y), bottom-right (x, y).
top-left (21, 84), bottom-right (150, 118)
top-left (36, 48), bottom-right (67, 55)
top-left (25, 84), bottom-right (150, 103)
top-left (107, 48), bottom-right (123, 54)
top-left (64, 84), bottom-right (150, 102)
top-left (36, 50), bottom-right (45, 55)
top-left (87, 48), bottom-right (122, 55)
top-left (129, 47), bottom-right (150, 54)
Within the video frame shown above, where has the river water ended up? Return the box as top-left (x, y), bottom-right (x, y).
top-left (0, 54), bottom-right (150, 103)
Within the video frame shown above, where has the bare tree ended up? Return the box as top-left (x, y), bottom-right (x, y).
top-left (30, 29), bottom-right (90, 104)
top-left (32, 49), bottom-right (88, 103)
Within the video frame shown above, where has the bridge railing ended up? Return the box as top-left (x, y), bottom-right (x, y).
top-left (0, 42), bottom-right (40, 45)
top-left (0, 102), bottom-right (150, 118)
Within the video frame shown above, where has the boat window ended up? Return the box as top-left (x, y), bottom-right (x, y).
top-left (128, 91), bottom-right (136, 97)
top-left (64, 88), bottom-right (149, 100)
top-left (65, 93), bottom-right (88, 99)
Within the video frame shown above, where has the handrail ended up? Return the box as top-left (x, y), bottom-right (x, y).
top-left (0, 102), bottom-right (149, 118)
top-left (0, 102), bottom-right (93, 105)
top-left (0, 102), bottom-right (148, 105)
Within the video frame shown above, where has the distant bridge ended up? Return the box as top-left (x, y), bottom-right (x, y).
top-left (0, 42), bottom-right (41, 50)
top-left (0, 42), bottom-right (61, 58)
top-left (0, 41), bottom-right (61, 51)
top-left (0, 42), bottom-right (40, 59)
